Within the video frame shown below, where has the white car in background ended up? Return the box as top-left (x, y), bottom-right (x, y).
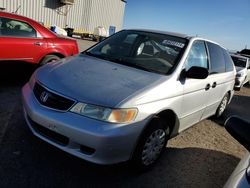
top-left (231, 54), bottom-right (250, 90)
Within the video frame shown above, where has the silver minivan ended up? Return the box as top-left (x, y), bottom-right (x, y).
top-left (22, 30), bottom-right (236, 169)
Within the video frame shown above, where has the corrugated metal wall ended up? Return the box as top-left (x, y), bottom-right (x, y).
top-left (88, 0), bottom-right (125, 33)
top-left (0, 0), bottom-right (125, 33)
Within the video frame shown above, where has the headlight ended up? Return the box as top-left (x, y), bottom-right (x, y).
top-left (70, 102), bottom-right (138, 123)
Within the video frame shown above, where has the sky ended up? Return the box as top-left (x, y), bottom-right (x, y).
top-left (123, 0), bottom-right (250, 51)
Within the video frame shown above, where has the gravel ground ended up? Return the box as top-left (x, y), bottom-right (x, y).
top-left (0, 39), bottom-right (249, 188)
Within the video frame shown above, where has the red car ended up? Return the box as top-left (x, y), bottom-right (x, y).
top-left (0, 12), bottom-right (79, 65)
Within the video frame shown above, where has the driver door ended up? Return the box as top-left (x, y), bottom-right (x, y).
top-left (180, 40), bottom-right (210, 131)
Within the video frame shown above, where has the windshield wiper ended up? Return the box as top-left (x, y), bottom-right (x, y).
top-left (113, 59), bottom-right (163, 74)
top-left (83, 52), bottom-right (164, 74)
top-left (83, 51), bottom-right (100, 58)
top-left (132, 63), bottom-right (165, 74)
top-left (83, 51), bottom-right (116, 62)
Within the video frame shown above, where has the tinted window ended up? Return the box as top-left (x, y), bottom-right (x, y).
top-left (231, 56), bottom-right (247, 68)
top-left (207, 42), bottom-right (225, 74)
top-left (185, 40), bottom-right (208, 70)
top-left (0, 17), bottom-right (37, 38)
top-left (223, 51), bottom-right (234, 71)
top-left (87, 30), bottom-right (187, 75)
top-left (223, 50), bottom-right (234, 72)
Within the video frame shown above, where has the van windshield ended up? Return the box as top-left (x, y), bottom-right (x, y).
top-left (85, 30), bottom-right (187, 75)
top-left (231, 56), bottom-right (247, 68)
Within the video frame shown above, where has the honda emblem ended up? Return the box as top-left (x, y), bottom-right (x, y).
top-left (40, 91), bottom-right (49, 103)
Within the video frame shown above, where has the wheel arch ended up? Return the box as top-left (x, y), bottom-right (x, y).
top-left (157, 109), bottom-right (179, 136)
top-left (38, 52), bottom-right (65, 64)
top-left (141, 109), bottom-right (180, 138)
top-left (130, 109), bottom-right (180, 160)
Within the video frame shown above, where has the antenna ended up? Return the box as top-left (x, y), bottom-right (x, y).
top-left (13, 5), bottom-right (21, 14)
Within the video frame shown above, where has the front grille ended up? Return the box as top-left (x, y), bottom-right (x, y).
top-left (27, 115), bottom-right (69, 146)
top-left (33, 82), bottom-right (75, 111)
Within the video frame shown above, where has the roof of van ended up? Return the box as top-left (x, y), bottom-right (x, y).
top-left (126, 29), bottom-right (190, 39)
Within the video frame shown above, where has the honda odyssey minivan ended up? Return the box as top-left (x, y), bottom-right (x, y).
top-left (22, 29), bottom-right (236, 169)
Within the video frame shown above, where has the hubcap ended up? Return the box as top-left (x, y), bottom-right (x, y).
top-left (141, 129), bottom-right (166, 166)
top-left (219, 96), bottom-right (228, 115)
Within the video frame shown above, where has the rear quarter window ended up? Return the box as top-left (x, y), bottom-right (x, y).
top-left (222, 50), bottom-right (234, 72)
top-left (207, 42), bottom-right (225, 74)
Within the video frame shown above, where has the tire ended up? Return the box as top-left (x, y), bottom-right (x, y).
top-left (132, 117), bottom-right (169, 171)
top-left (215, 93), bottom-right (229, 118)
top-left (40, 55), bottom-right (61, 66)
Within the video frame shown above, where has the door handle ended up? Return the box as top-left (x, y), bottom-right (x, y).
top-left (205, 84), bottom-right (211, 91)
top-left (212, 82), bottom-right (217, 88)
top-left (33, 42), bottom-right (43, 46)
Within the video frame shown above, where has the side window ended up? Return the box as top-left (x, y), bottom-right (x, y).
top-left (185, 40), bottom-right (208, 70)
top-left (222, 49), bottom-right (234, 72)
top-left (207, 42), bottom-right (225, 74)
top-left (0, 17), bottom-right (37, 38)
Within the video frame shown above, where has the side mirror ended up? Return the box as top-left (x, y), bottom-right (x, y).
top-left (186, 66), bottom-right (209, 79)
top-left (225, 116), bottom-right (250, 152)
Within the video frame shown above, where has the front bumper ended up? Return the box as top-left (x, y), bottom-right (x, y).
top-left (22, 83), bottom-right (147, 165)
top-left (234, 77), bottom-right (245, 90)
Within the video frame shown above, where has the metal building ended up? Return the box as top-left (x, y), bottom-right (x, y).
top-left (0, 0), bottom-right (126, 34)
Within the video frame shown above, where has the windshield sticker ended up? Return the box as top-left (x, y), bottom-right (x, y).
top-left (162, 40), bottom-right (185, 48)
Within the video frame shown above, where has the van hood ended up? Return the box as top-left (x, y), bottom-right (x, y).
top-left (35, 54), bottom-right (165, 107)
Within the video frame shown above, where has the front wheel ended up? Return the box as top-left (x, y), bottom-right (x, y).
top-left (215, 93), bottom-right (229, 118)
top-left (132, 117), bottom-right (169, 170)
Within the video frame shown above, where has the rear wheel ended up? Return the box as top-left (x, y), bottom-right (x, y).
top-left (132, 117), bottom-right (169, 170)
top-left (215, 93), bottom-right (229, 117)
top-left (40, 55), bottom-right (61, 66)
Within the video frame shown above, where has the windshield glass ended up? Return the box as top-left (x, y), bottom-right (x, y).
top-left (231, 56), bottom-right (247, 68)
top-left (86, 30), bottom-right (187, 75)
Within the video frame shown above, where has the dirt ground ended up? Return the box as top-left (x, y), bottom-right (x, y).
top-left (0, 39), bottom-right (249, 188)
